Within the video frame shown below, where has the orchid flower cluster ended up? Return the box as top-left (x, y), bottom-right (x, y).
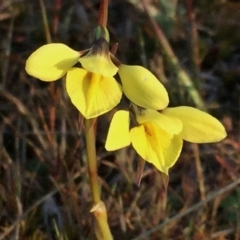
top-left (25, 26), bottom-right (226, 175)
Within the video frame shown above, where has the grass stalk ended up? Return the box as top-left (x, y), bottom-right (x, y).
top-left (185, 0), bottom-right (201, 90)
top-left (39, 0), bottom-right (52, 43)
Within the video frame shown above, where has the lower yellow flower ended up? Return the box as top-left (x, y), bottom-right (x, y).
top-left (130, 122), bottom-right (183, 174)
top-left (105, 106), bottom-right (227, 174)
top-left (105, 110), bottom-right (183, 174)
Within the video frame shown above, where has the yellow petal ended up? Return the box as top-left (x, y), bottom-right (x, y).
top-left (105, 110), bottom-right (131, 151)
top-left (133, 107), bottom-right (183, 135)
top-left (130, 122), bottom-right (175, 174)
top-left (162, 106), bottom-right (227, 143)
top-left (66, 68), bottom-right (122, 119)
top-left (79, 53), bottom-right (118, 78)
top-left (162, 135), bottom-right (183, 170)
top-left (118, 65), bottom-right (169, 110)
top-left (25, 43), bottom-right (80, 81)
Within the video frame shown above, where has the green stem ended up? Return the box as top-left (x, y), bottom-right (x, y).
top-left (85, 118), bottom-right (100, 203)
top-left (85, 118), bottom-right (113, 240)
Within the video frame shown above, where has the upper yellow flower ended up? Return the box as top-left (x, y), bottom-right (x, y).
top-left (105, 105), bottom-right (226, 174)
top-left (25, 26), bottom-right (121, 119)
top-left (25, 24), bottom-right (170, 118)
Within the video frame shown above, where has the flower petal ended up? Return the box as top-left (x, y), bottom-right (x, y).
top-left (134, 107), bottom-right (182, 135)
top-left (162, 135), bottom-right (183, 170)
top-left (105, 110), bottom-right (131, 151)
top-left (79, 53), bottom-right (118, 78)
top-left (66, 68), bottom-right (122, 119)
top-left (162, 106), bottom-right (227, 143)
top-left (25, 43), bottom-right (80, 81)
top-left (119, 65), bottom-right (169, 110)
top-left (130, 122), bottom-right (175, 174)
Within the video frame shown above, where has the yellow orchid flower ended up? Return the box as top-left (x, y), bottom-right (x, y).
top-left (105, 106), bottom-right (226, 174)
top-left (105, 109), bottom-right (183, 174)
top-left (25, 26), bottom-right (121, 119)
top-left (118, 64), bottom-right (169, 110)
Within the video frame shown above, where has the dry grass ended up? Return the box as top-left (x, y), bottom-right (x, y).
top-left (0, 0), bottom-right (240, 239)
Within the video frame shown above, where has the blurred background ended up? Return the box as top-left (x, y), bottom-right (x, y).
top-left (0, 0), bottom-right (240, 239)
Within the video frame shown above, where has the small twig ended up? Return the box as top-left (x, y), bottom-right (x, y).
top-left (192, 144), bottom-right (206, 201)
top-left (192, 143), bottom-right (207, 227)
top-left (13, 120), bottom-right (23, 240)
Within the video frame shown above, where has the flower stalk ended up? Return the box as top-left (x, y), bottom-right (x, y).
top-left (85, 118), bottom-right (100, 203)
top-left (85, 0), bottom-right (113, 239)
top-left (85, 118), bottom-right (113, 239)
